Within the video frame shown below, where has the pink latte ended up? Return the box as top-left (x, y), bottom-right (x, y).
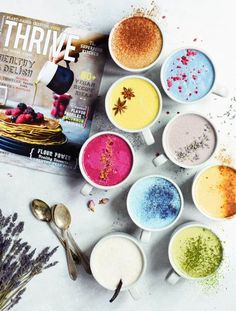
top-left (82, 133), bottom-right (133, 186)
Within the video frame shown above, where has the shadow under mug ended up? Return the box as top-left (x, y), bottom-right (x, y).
top-left (105, 75), bottom-right (163, 146)
top-left (153, 112), bottom-right (218, 169)
top-left (90, 232), bottom-right (146, 300)
top-left (160, 46), bottom-right (228, 104)
top-left (37, 61), bottom-right (74, 95)
top-left (79, 131), bottom-right (135, 196)
top-left (126, 175), bottom-right (184, 243)
top-left (166, 221), bottom-right (224, 285)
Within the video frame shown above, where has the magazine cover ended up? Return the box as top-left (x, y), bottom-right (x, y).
top-left (0, 13), bottom-right (107, 175)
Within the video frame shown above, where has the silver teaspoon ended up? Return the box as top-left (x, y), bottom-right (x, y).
top-left (53, 203), bottom-right (78, 280)
top-left (53, 204), bottom-right (91, 274)
top-left (31, 199), bottom-right (80, 264)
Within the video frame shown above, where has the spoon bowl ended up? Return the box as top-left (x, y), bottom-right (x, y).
top-left (53, 203), bottom-right (71, 230)
top-left (31, 199), bottom-right (52, 222)
top-left (31, 199), bottom-right (80, 265)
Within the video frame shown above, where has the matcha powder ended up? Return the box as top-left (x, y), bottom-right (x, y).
top-left (172, 227), bottom-right (223, 278)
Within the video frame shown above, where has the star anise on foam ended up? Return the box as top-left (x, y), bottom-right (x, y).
top-left (121, 87), bottom-right (135, 100)
top-left (113, 98), bottom-right (127, 116)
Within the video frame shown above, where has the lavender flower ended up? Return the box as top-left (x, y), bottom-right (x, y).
top-left (0, 209), bottom-right (58, 311)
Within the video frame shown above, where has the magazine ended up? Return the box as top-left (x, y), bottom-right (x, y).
top-left (0, 12), bottom-right (107, 175)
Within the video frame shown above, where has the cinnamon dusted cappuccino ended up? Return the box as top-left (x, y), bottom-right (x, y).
top-left (110, 16), bottom-right (163, 70)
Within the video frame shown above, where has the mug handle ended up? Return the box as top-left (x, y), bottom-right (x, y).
top-left (142, 128), bottom-right (155, 145)
top-left (153, 154), bottom-right (168, 167)
top-left (80, 183), bottom-right (93, 196)
top-left (128, 286), bottom-right (141, 300)
top-left (212, 83), bottom-right (228, 98)
top-left (166, 268), bottom-right (181, 285)
top-left (65, 60), bottom-right (71, 69)
top-left (140, 230), bottom-right (151, 243)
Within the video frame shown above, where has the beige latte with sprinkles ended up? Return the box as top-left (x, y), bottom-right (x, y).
top-left (110, 16), bottom-right (163, 69)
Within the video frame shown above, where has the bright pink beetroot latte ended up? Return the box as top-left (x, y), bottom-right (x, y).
top-left (82, 133), bottom-right (133, 186)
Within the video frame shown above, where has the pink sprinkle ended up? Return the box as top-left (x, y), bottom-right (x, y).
top-left (186, 49), bottom-right (197, 57)
top-left (192, 75), bottom-right (197, 80)
top-left (177, 58), bottom-right (180, 61)
top-left (197, 70), bottom-right (201, 74)
top-left (193, 38), bottom-right (197, 42)
top-left (181, 56), bottom-right (189, 65)
top-left (176, 65), bottom-right (182, 69)
top-left (167, 79), bottom-right (172, 88)
top-left (178, 86), bottom-right (182, 89)
top-left (189, 93), bottom-right (192, 96)
top-left (172, 76), bottom-right (181, 81)
top-left (182, 73), bottom-right (187, 80)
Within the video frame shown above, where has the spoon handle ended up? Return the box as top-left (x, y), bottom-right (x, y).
top-left (48, 222), bottom-right (81, 264)
top-left (63, 229), bottom-right (78, 280)
top-left (68, 230), bottom-right (91, 275)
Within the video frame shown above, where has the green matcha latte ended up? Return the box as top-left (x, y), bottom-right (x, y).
top-left (170, 226), bottom-right (223, 278)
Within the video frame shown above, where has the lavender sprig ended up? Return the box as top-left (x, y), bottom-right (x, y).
top-left (0, 209), bottom-right (58, 310)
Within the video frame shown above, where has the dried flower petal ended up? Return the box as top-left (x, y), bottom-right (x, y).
top-left (99, 198), bottom-right (110, 205)
top-left (87, 200), bottom-right (95, 212)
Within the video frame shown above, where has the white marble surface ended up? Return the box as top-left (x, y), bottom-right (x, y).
top-left (0, 0), bottom-right (236, 310)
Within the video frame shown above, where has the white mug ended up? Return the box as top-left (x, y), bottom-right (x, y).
top-left (153, 112), bottom-right (218, 169)
top-left (192, 164), bottom-right (236, 221)
top-left (105, 75), bottom-right (163, 145)
top-left (166, 222), bottom-right (223, 284)
top-left (79, 131), bottom-right (135, 196)
top-left (160, 47), bottom-right (228, 104)
top-left (126, 175), bottom-right (184, 243)
top-left (108, 16), bottom-right (164, 73)
top-left (90, 232), bottom-right (146, 300)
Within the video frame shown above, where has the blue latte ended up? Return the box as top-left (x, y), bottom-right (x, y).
top-left (127, 176), bottom-right (182, 229)
top-left (163, 49), bottom-right (215, 102)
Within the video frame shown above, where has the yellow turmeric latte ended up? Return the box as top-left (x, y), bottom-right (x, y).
top-left (194, 165), bottom-right (236, 218)
top-left (107, 77), bottom-right (160, 131)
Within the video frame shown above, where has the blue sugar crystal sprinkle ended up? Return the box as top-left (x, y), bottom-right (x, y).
top-left (128, 177), bottom-right (182, 229)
